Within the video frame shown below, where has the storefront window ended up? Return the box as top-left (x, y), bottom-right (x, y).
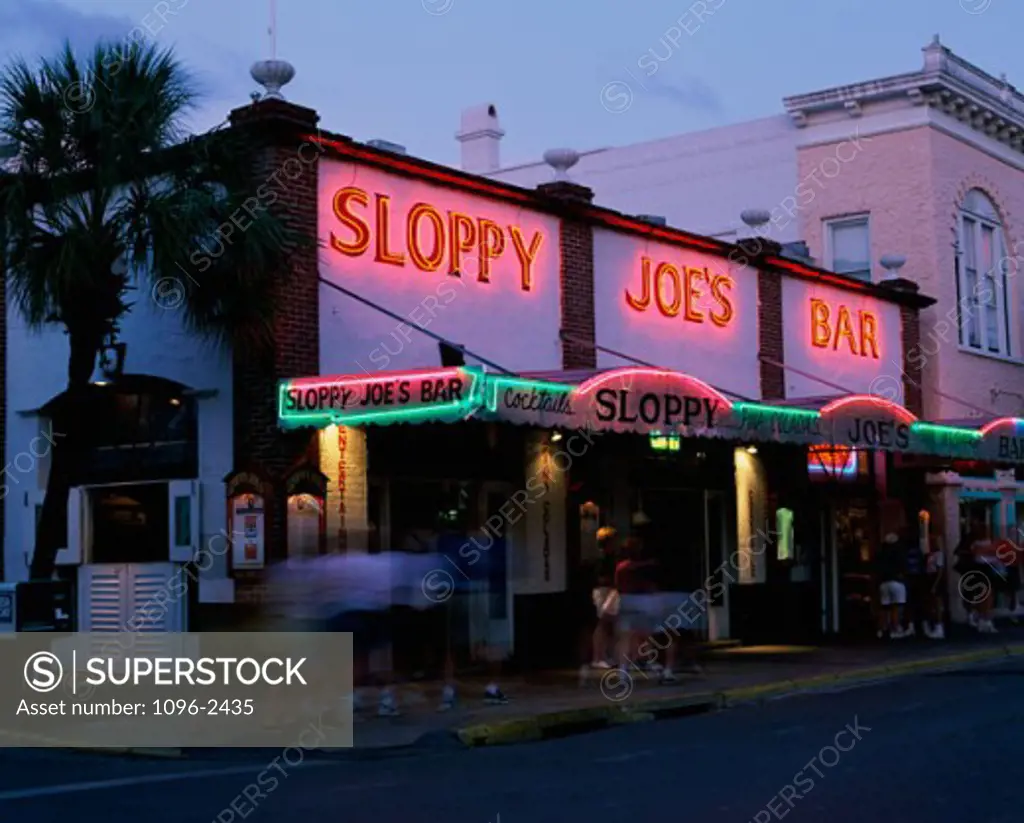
top-left (390, 480), bottom-right (447, 552)
top-left (959, 498), bottom-right (998, 539)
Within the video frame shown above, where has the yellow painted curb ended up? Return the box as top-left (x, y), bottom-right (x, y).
top-left (611, 711), bottom-right (654, 725)
top-left (631, 691), bottom-right (721, 715)
top-left (454, 645), bottom-right (1024, 748)
top-left (535, 705), bottom-right (612, 729)
top-left (721, 680), bottom-right (797, 704)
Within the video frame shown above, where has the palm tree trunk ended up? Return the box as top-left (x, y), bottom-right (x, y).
top-left (28, 331), bottom-right (100, 581)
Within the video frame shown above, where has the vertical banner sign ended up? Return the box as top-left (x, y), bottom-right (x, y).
top-left (541, 443), bottom-right (552, 583)
top-left (521, 432), bottom-right (567, 594)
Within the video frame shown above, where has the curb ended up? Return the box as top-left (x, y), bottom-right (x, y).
top-left (453, 644), bottom-right (1024, 748)
top-left (0, 729), bottom-right (183, 758)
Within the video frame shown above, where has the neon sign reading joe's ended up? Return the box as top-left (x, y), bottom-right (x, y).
top-left (625, 256), bottom-right (735, 327)
top-left (329, 186), bottom-right (546, 290)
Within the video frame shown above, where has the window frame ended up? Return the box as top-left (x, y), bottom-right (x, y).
top-left (823, 214), bottom-right (872, 282)
top-left (957, 191), bottom-right (1012, 358)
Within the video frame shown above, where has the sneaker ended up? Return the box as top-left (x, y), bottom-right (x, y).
top-left (660, 669), bottom-right (678, 684)
top-left (484, 685), bottom-right (509, 705)
top-left (591, 660), bottom-right (612, 669)
top-left (929, 623), bottom-right (945, 639)
top-left (968, 611), bottom-right (979, 628)
top-left (685, 662), bottom-right (705, 676)
top-left (890, 626), bottom-right (905, 639)
top-left (982, 620), bottom-right (999, 634)
top-left (877, 629), bottom-right (886, 639)
top-left (377, 690), bottom-right (400, 717)
top-left (438, 685), bottom-right (456, 712)
top-left (903, 624), bottom-right (916, 638)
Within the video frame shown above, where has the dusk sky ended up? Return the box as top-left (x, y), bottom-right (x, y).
top-left (1, 0), bottom-right (1021, 168)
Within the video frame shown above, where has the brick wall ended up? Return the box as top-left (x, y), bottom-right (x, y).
top-left (796, 125), bottom-right (1024, 421)
top-left (900, 304), bottom-right (924, 416)
top-left (537, 181), bottom-right (596, 370)
top-left (0, 261), bottom-right (5, 581)
top-left (757, 269), bottom-right (785, 400)
top-left (227, 99), bottom-right (322, 578)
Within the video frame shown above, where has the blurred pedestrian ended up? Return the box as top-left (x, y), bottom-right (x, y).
top-left (589, 526), bottom-right (620, 669)
top-left (922, 536), bottom-right (946, 639)
top-left (970, 520), bottom-right (1000, 634)
top-left (875, 532), bottom-right (908, 639)
top-left (903, 528), bottom-right (925, 639)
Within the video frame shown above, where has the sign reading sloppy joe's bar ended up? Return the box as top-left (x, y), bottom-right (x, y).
top-left (279, 366), bottom-right (483, 428)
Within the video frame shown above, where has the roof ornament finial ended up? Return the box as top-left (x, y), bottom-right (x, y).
top-left (543, 148), bottom-right (580, 182)
top-left (250, 0), bottom-right (295, 100)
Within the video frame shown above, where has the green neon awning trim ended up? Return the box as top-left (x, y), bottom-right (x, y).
top-left (485, 375), bottom-right (574, 413)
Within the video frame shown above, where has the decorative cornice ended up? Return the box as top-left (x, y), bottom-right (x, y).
top-left (784, 39), bottom-right (1024, 154)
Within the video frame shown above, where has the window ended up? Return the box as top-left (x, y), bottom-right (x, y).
top-left (958, 189), bottom-right (1011, 356)
top-left (825, 216), bottom-right (871, 281)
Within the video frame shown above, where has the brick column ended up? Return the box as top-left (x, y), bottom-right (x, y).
top-left (0, 262), bottom-right (5, 582)
top-left (900, 305), bottom-right (924, 416)
top-left (227, 99), bottom-right (322, 582)
top-left (880, 278), bottom-right (925, 417)
top-left (537, 181), bottom-right (596, 370)
top-left (757, 270), bottom-right (785, 401)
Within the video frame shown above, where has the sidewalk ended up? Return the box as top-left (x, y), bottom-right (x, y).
top-left (352, 626), bottom-right (1024, 751)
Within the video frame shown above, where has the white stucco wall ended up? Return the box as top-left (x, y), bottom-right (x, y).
top-left (319, 159), bottom-right (563, 375)
top-left (592, 227), bottom-right (762, 400)
top-left (3, 278), bottom-right (234, 593)
top-left (487, 116), bottom-right (799, 241)
top-left (781, 277), bottom-right (904, 402)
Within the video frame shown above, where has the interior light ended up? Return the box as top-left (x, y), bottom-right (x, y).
top-left (746, 445), bottom-right (758, 454)
top-left (169, 398), bottom-right (181, 406)
top-left (550, 431), bottom-right (563, 443)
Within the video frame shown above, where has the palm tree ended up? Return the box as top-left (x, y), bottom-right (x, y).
top-left (0, 41), bottom-right (300, 580)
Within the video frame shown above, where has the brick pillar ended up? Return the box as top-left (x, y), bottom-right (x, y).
top-left (900, 305), bottom-right (924, 417)
top-left (227, 99), bottom-right (322, 581)
top-left (757, 269), bottom-right (785, 400)
top-left (537, 181), bottom-right (596, 370)
top-left (880, 277), bottom-right (925, 417)
top-left (0, 262), bottom-right (5, 582)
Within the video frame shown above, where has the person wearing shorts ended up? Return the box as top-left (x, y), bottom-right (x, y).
top-left (875, 533), bottom-right (908, 639)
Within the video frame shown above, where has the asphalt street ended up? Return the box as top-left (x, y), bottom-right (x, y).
top-left (2, 656), bottom-right (1023, 823)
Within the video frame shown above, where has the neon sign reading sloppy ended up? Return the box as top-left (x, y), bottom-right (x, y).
top-left (810, 299), bottom-right (879, 359)
top-left (624, 256), bottom-right (735, 327)
top-left (329, 186), bottom-right (545, 290)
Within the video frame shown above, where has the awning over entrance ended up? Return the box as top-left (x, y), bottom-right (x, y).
top-left (278, 366), bottom-right (1024, 465)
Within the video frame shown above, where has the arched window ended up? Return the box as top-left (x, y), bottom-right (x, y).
top-left (957, 189), bottom-right (1011, 356)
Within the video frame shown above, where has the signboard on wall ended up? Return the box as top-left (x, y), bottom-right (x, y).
top-left (318, 160), bottom-right (562, 374)
top-left (591, 228), bottom-right (761, 399)
top-left (781, 278), bottom-right (903, 401)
